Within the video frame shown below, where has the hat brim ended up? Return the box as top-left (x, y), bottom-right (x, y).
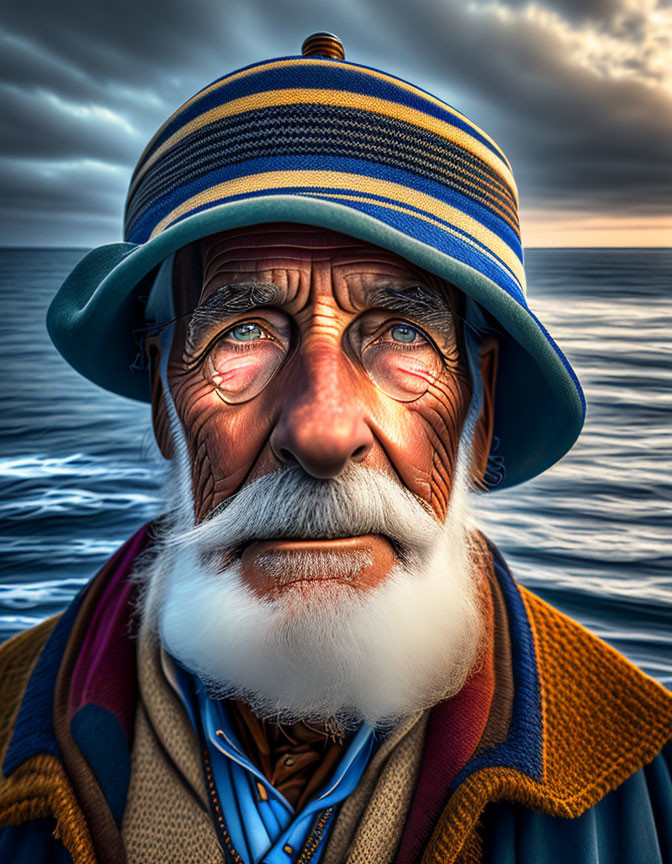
top-left (47, 194), bottom-right (585, 489)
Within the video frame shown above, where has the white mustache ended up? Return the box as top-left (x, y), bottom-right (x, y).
top-left (165, 463), bottom-right (444, 566)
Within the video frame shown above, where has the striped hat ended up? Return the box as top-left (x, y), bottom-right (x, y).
top-left (47, 34), bottom-right (585, 489)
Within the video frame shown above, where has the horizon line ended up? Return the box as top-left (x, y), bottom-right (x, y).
top-left (1, 245), bottom-right (671, 252)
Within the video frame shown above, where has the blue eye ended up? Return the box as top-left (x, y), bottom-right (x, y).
top-left (390, 324), bottom-right (418, 343)
top-left (231, 323), bottom-right (263, 341)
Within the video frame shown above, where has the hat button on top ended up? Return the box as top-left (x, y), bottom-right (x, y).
top-left (301, 32), bottom-right (345, 60)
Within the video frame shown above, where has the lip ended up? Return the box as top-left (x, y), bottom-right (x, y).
top-left (239, 534), bottom-right (397, 597)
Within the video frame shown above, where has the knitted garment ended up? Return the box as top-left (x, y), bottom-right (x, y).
top-left (0, 617), bottom-right (95, 864)
top-left (121, 702), bottom-right (224, 864)
top-left (421, 580), bottom-right (672, 863)
top-left (1, 526), bottom-right (671, 864)
top-left (321, 711), bottom-right (430, 864)
top-left (121, 625), bottom-right (224, 864)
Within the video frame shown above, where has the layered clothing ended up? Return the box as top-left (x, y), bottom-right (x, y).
top-left (1, 525), bottom-right (670, 863)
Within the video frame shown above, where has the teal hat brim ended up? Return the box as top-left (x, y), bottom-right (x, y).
top-left (47, 195), bottom-right (585, 489)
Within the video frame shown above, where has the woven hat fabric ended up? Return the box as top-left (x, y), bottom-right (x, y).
top-left (124, 56), bottom-right (524, 307)
top-left (46, 49), bottom-right (585, 489)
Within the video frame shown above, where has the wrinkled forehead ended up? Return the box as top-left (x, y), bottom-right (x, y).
top-left (202, 223), bottom-right (425, 271)
top-left (171, 222), bottom-right (460, 315)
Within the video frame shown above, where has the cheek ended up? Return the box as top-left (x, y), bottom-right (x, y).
top-left (168, 366), bottom-right (275, 521)
top-left (370, 372), bottom-right (472, 521)
top-left (206, 341), bottom-right (287, 402)
top-left (421, 373), bottom-right (473, 519)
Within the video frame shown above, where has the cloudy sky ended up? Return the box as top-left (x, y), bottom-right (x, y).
top-left (2, 0), bottom-right (670, 248)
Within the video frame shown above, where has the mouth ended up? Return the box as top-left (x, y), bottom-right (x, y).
top-left (238, 534), bottom-right (398, 596)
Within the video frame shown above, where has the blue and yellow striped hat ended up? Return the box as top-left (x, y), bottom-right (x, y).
top-left (47, 34), bottom-right (585, 488)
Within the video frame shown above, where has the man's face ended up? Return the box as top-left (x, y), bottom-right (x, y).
top-left (151, 223), bottom-right (495, 598)
top-left (143, 223), bottom-right (497, 726)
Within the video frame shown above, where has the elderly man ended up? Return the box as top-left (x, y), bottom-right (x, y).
top-left (0, 34), bottom-right (670, 864)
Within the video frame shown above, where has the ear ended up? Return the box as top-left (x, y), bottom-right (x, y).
top-left (471, 334), bottom-right (499, 488)
top-left (145, 335), bottom-right (174, 460)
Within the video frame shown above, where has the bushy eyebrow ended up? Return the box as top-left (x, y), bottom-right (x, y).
top-left (184, 279), bottom-right (455, 355)
top-left (185, 281), bottom-right (287, 355)
top-left (364, 284), bottom-right (455, 341)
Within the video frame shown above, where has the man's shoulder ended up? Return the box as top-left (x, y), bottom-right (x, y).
top-left (508, 581), bottom-right (672, 814)
top-left (420, 568), bottom-right (672, 862)
top-left (480, 740), bottom-right (672, 864)
top-left (0, 616), bottom-right (61, 766)
top-left (521, 584), bottom-right (672, 746)
top-left (485, 541), bottom-right (672, 786)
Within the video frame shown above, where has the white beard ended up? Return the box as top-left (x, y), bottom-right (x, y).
top-left (134, 332), bottom-right (486, 730)
top-left (135, 450), bottom-right (486, 731)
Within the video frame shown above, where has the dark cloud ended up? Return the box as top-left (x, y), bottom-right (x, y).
top-left (0, 84), bottom-right (142, 164)
top-left (2, 158), bottom-right (126, 216)
top-left (437, 10), bottom-right (672, 211)
top-left (495, 0), bottom-right (625, 24)
top-left (352, 0), bottom-right (672, 213)
top-left (608, 11), bottom-right (650, 42)
top-left (1, 0), bottom-right (226, 86)
top-left (1, 0), bottom-right (670, 245)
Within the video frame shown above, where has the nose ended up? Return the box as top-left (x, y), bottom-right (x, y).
top-left (269, 344), bottom-right (374, 478)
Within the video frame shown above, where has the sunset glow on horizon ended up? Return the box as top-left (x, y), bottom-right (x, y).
top-left (521, 212), bottom-right (672, 248)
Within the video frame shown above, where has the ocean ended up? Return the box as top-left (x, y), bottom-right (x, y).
top-left (0, 247), bottom-right (670, 686)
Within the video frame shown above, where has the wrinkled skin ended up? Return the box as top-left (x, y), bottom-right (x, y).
top-left (147, 224), bottom-right (498, 596)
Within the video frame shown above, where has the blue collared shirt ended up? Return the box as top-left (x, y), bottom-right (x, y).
top-left (170, 660), bottom-right (376, 864)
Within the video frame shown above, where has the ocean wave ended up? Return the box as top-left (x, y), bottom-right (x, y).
top-left (0, 615), bottom-right (46, 632)
top-left (0, 453), bottom-right (160, 481)
top-left (0, 577), bottom-right (88, 609)
top-left (0, 487), bottom-right (159, 518)
top-left (0, 536), bottom-right (126, 559)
